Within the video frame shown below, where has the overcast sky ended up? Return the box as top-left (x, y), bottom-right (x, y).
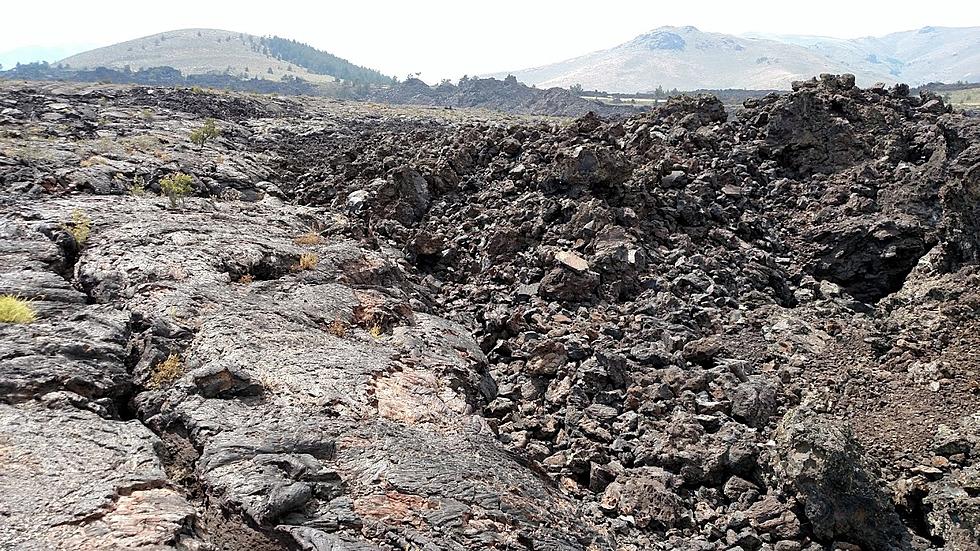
top-left (2, 0), bottom-right (978, 80)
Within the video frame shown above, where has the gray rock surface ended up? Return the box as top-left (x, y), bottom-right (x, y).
top-left (0, 397), bottom-right (199, 550)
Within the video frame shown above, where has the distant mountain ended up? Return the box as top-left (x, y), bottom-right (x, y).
top-left (57, 28), bottom-right (392, 85)
top-left (746, 26), bottom-right (980, 85)
top-left (849, 26), bottom-right (979, 84)
top-left (494, 26), bottom-right (980, 92)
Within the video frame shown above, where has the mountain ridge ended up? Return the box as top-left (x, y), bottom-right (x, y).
top-left (493, 25), bottom-right (980, 92)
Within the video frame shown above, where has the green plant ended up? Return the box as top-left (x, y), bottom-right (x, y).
top-left (129, 175), bottom-right (147, 196)
top-left (160, 172), bottom-right (193, 208)
top-left (0, 295), bottom-right (37, 324)
top-left (64, 209), bottom-right (92, 246)
top-left (190, 118), bottom-right (219, 147)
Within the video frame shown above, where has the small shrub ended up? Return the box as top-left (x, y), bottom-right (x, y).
top-left (369, 324), bottom-right (383, 339)
top-left (0, 295), bottom-right (37, 324)
top-left (293, 231), bottom-right (323, 246)
top-left (292, 252), bottom-right (318, 272)
top-left (148, 353), bottom-right (184, 389)
top-left (190, 118), bottom-right (219, 147)
top-left (129, 175), bottom-right (147, 196)
top-left (238, 273), bottom-right (255, 284)
top-left (160, 172), bottom-right (193, 208)
top-left (64, 209), bottom-right (92, 246)
top-left (327, 319), bottom-right (347, 337)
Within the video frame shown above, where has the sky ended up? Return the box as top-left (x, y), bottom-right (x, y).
top-left (2, 0), bottom-right (979, 81)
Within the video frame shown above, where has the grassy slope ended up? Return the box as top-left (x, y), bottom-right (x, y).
top-left (59, 29), bottom-right (339, 85)
top-left (946, 87), bottom-right (980, 107)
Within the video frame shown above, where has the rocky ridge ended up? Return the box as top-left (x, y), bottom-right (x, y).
top-left (364, 76), bottom-right (637, 118)
top-left (1, 76), bottom-right (979, 550)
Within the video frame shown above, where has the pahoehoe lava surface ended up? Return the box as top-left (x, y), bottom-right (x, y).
top-left (1, 76), bottom-right (980, 550)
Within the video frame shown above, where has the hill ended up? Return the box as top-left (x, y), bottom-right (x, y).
top-left (58, 28), bottom-right (392, 85)
top-left (496, 25), bottom-right (980, 92)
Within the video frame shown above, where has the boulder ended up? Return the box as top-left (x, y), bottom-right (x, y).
top-left (772, 406), bottom-right (910, 550)
top-left (376, 166), bottom-right (431, 226)
top-left (924, 465), bottom-right (980, 551)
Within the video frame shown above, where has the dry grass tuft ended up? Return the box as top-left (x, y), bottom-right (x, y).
top-left (292, 252), bottom-right (319, 272)
top-left (328, 319), bottom-right (348, 337)
top-left (148, 353), bottom-right (185, 389)
top-left (238, 273), bottom-right (255, 284)
top-left (293, 231), bottom-right (323, 246)
top-left (369, 324), bottom-right (384, 339)
top-left (0, 295), bottom-right (37, 324)
top-left (79, 156), bottom-right (107, 168)
top-left (64, 209), bottom-right (92, 246)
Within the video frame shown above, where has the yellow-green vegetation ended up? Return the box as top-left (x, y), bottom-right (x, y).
top-left (160, 172), bottom-right (193, 208)
top-left (944, 87), bottom-right (980, 107)
top-left (148, 353), bottom-right (184, 389)
top-left (293, 252), bottom-right (319, 271)
top-left (129, 175), bottom-right (147, 196)
top-left (369, 324), bottom-right (384, 339)
top-left (190, 118), bottom-right (220, 147)
top-left (64, 209), bottom-right (92, 246)
top-left (0, 295), bottom-right (37, 324)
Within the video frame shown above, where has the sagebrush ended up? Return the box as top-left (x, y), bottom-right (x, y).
top-left (160, 172), bottom-right (193, 207)
top-left (190, 118), bottom-right (220, 146)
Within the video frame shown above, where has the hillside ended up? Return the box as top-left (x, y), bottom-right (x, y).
top-left (496, 25), bottom-right (980, 92)
top-left (58, 28), bottom-right (391, 85)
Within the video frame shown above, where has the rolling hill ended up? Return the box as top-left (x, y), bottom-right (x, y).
top-left (495, 26), bottom-right (980, 93)
top-left (58, 28), bottom-right (392, 85)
